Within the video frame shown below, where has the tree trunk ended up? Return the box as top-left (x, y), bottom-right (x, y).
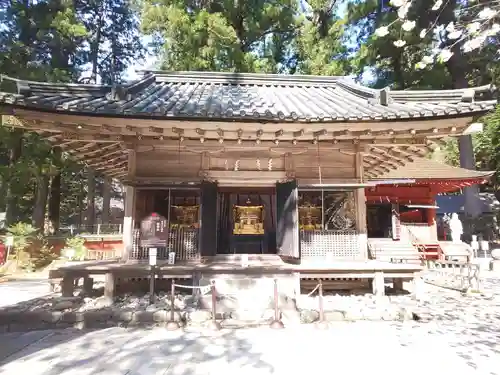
top-left (6, 130), bottom-right (23, 225)
top-left (48, 147), bottom-right (62, 233)
top-left (446, 48), bottom-right (481, 217)
top-left (32, 174), bottom-right (50, 231)
top-left (441, 0), bottom-right (481, 218)
top-left (86, 169), bottom-right (95, 231)
top-left (102, 176), bottom-right (111, 224)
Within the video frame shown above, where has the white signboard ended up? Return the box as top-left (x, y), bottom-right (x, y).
top-left (168, 251), bottom-right (176, 265)
top-left (241, 254), bottom-right (249, 268)
top-left (0, 212), bottom-right (6, 229)
top-left (149, 248), bottom-right (157, 266)
top-left (5, 236), bottom-right (14, 247)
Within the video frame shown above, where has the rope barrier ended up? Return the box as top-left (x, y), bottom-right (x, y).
top-left (172, 284), bottom-right (211, 294)
top-left (307, 284), bottom-right (320, 296)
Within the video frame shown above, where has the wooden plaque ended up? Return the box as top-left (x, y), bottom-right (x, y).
top-left (140, 213), bottom-right (168, 247)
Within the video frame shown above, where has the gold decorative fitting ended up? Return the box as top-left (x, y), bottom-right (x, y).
top-left (432, 128), bottom-right (439, 133)
top-left (312, 138), bottom-right (318, 144)
top-left (218, 138), bottom-right (224, 143)
top-left (410, 129), bottom-right (416, 135)
top-left (200, 137), bottom-right (205, 143)
top-left (77, 125), bottom-right (82, 129)
top-left (274, 139), bottom-right (280, 145)
top-left (179, 136), bottom-right (184, 142)
top-left (233, 201), bottom-right (264, 235)
top-left (159, 135), bottom-right (164, 141)
top-left (333, 138), bottom-right (338, 144)
top-left (171, 205), bottom-right (200, 229)
top-left (237, 138), bottom-right (242, 144)
top-left (256, 139), bottom-right (261, 144)
top-left (292, 139), bottom-right (298, 145)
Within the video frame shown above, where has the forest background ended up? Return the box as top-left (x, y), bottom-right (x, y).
top-left (0, 0), bottom-right (498, 235)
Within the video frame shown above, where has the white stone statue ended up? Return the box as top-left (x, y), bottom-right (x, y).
top-left (449, 213), bottom-right (463, 243)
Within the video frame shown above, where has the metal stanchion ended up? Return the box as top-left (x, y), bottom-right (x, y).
top-left (269, 278), bottom-right (284, 329)
top-left (207, 280), bottom-right (221, 331)
top-left (166, 279), bottom-right (180, 330)
top-left (316, 279), bottom-right (329, 329)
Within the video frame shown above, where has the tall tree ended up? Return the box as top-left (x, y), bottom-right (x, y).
top-left (77, 0), bottom-right (145, 84)
top-left (141, 0), bottom-right (298, 72)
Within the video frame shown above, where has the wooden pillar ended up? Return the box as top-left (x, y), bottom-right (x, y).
top-left (391, 203), bottom-right (401, 240)
top-left (122, 185), bottom-right (136, 261)
top-left (104, 272), bottom-right (115, 299)
top-left (354, 146), bottom-right (367, 260)
top-left (276, 179), bottom-right (300, 263)
top-left (427, 205), bottom-right (438, 241)
top-left (200, 181), bottom-right (218, 257)
top-left (122, 147), bottom-right (137, 262)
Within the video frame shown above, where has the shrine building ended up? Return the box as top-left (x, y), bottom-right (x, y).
top-left (0, 71), bottom-right (496, 268)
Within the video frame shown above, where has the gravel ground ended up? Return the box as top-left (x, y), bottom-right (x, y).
top-left (0, 274), bottom-right (499, 374)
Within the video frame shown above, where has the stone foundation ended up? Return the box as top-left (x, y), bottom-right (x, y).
top-left (0, 288), bottom-right (423, 333)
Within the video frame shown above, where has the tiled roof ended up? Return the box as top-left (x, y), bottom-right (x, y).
top-left (371, 158), bottom-right (495, 181)
top-left (0, 71), bottom-right (496, 123)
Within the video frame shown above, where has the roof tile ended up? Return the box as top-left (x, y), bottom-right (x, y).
top-left (0, 71), bottom-right (496, 122)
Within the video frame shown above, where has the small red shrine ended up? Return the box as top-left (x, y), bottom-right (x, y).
top-left (366, 157), bottom-right (494, 257)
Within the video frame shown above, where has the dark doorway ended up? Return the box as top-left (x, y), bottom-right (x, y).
top-left (217, 189), bottom-right (276, 254)
top-left (367, 203), bottom-right (392, 238)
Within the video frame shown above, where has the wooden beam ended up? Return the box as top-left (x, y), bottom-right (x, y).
top-left (127, 146), bottom-right (137, 180)
top-left (369, 146), bottom-right (414, 162)
top-left (8, 111), bottom-right (472, 143)
top-left (86, 154), bottom-right (128, 168)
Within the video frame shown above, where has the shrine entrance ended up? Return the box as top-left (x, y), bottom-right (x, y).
top-left (367, 204), bottom-right (393, 238)
top-left (216, 188), bottom-right (277, 255)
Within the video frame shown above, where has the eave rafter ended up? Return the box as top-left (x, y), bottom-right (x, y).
top-left (0, 110), bottom-right (476, 182)
top-left (29, 129), bottom-right (129, 179)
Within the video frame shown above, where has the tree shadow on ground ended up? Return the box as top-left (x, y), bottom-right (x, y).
top-left (0, 327), bottom-right (276, 375)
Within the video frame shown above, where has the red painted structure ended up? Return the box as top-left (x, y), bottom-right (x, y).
top-left (365, 172), bottom-right (493, 259)
top-left (48, 236), bottom-right (123, 259)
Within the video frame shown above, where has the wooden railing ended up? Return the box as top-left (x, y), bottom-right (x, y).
top-left (424, 260), bottom-right (481, 292)
top-left (130, 227), bottom-right (200, 262)
top-left (86, 249), bottom-right (118, 260)
top-left (402, 225), bottom-right (442, 260)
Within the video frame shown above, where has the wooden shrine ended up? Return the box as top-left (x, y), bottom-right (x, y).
top-left (0, 71), bottom-right (496, 265)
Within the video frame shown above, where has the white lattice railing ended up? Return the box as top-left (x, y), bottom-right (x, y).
top-left (300, 230), bottom-right (362, 260)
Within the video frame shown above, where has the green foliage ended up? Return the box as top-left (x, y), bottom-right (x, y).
top-left (64, 236), bottom-right (87, 260)
top-left (28, 234), bottom-right (59, 270)
top-left (140, 0), bottom-right (353, 74)
top-left (6, 222), bottom-right (38, 253)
